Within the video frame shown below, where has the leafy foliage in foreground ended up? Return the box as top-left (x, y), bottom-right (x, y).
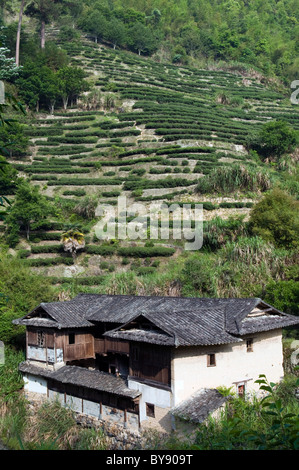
top-left (0, 247), bottom-right (56, 344)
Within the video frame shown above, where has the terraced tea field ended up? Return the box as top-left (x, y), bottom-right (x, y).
top-left (9, 37), bottom-right (299, 286)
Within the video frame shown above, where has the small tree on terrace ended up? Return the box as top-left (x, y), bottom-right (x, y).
top-left (105, 17), bottom-right (127, 50)
top-left (5, 180), bottom-right (54, 246)
top-left (128, 22), bottom-right (157, 56)
top-left (57, 66), bottom-right (89, 109)
top-left (0, 120), bottom-right (29, 158)
top-left (79, 10), bottom-right (108, 43)
top-left (61, 228), bottom-right (85, 260)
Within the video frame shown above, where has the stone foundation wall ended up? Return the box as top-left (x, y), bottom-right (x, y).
top-left (47, 389), bottom-right (139, 431)
top-left (24, 391), bottom-right (166, 450)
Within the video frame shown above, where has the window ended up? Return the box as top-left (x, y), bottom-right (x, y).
top-left (69, 333), bottom-right (75, 345)
top-left (37, 331), bottom-right (45, 347)
top-left (146, 403), bottom-right (155, 418)
top-left (246, 339), bottom-right (253, 352)
top-left (207, 353), bottom-right (216, 367)
top-left (238, 384), bottom-right (245, 398)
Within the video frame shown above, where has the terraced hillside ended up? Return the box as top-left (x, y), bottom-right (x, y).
top-left (9, 36), bottom-right (299, 287)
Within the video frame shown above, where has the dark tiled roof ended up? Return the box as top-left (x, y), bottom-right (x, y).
top-left (50, 366), bottom-right (141, 399)
top-left (18, 362), bottom-right (141, 399)
top-left (106, 327), bottom-right (176, 346)
top-left (172, 388), bottom-right (230, 424)
top-left (19, 361), bottom-right (55, 378)
top-left (105, 309), bottom-right (241, 346)
top-left (14, 317), bottom-right (58, 328)
top-left (13, 294), bottom-right (299, 346)
top-left (13, 296), bottom-right (101, 328)
top-left (238, 313), bottom-right (299, 335)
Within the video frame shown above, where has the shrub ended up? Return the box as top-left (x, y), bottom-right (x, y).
top-left (117, 246), bottom-right (175, 258)
top-left (30, 245), bottom-right (63, 254)
top-left (63, 189), bottom-right (86, 196)
top-left (249, 188), bottom-right (299, 248)
top-left (263, 280), bottom-right (299, 317)
top-left (24, 257), bottom-right (74, 266)
top-left (102, 190), bottom-right (121, 197)
top-left (86, 245), bottom-right (116, 256)
top-left (180, 254), bottom-right (218, 297)
top-left (247, 120), bottom-right (298, 161)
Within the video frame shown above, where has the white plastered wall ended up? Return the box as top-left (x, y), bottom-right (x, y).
top-left (171, 329), bottom-right (284, 406)
top-left (128, 379), bottom-right (172, 429)
top-left (23, 373), bottom-right (48, 395)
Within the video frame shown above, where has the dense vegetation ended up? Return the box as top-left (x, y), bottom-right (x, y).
top-left (0, 0), bottom-right (298, 451)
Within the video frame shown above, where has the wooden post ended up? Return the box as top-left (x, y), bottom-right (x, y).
top-left (26, 330), bottom-right (28, 360)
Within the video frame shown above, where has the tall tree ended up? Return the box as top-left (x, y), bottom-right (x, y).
top-left (15, 0), bottom-right (26, 66)
top-left (0, 31), bottom-right (25, 213)
top-left (25, 0), bottom-right (62, 49)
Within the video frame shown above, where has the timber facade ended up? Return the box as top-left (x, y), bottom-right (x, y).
top-left (13, 294), bottom-right (299, 433)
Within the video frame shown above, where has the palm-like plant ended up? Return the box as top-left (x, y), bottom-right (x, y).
top-left (61, 228), bottom-right (85, 260)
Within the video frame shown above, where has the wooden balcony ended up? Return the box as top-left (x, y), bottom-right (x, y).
top-left (94, 338), bottom-right (129, 355)
top-left (64, 341), bottom-right (94, 362)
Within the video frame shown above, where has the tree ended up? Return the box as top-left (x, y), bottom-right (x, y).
top-left (0, 120), bottom-right (29, 158)
top-left (247, 120), bottom-right (298, 161)
top-left (15, 61), bottom-right (43, 111)
top-left (61, 228), bottom-right (85, 260)
top-left (40, 66), bottom-right (60, 114)
top-left (0, 155), bottom-right (18, 196)
top-left (25, 0), bottom-right (62, 49)
top-left (0, 62), bottom-right (25, 213)
top-left (148, 9), bottom-right (162, 28)
top-left (0, 45), bottom-right (20, 80)
top-left (105, 17), bottom-right (127, 49)
top-left (57, 66), bottom-right (88, 109)
top-left (180, 25), bottom-right (202, 54)
top-left (78, 10), bottom-right (108, 43)
top-left (128, 22), bottom-right (158, 55)
top-left (15, 0), bottom-right (26, 67)
top-left (42, 41), bottom-right (69, 71)
top-left (0, 247), bottom-right (55, 344)
top-left (263, 280), bottom-right (299, 317)
top-left (5, 180), bottom-right (54, 245)
top-left (16, 62), bottom-right (60, 113)
top-left (73, 195), bottom-right (97, 219)
top-left (249, 188), bottom-right (299, 248)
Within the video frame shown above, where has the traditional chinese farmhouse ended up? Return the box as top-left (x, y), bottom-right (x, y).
top-left (13, 294), bottom-right (299, 433)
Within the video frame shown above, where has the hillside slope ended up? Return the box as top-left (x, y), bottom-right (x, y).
top-left (7, 32), bottom-right (299, 290)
